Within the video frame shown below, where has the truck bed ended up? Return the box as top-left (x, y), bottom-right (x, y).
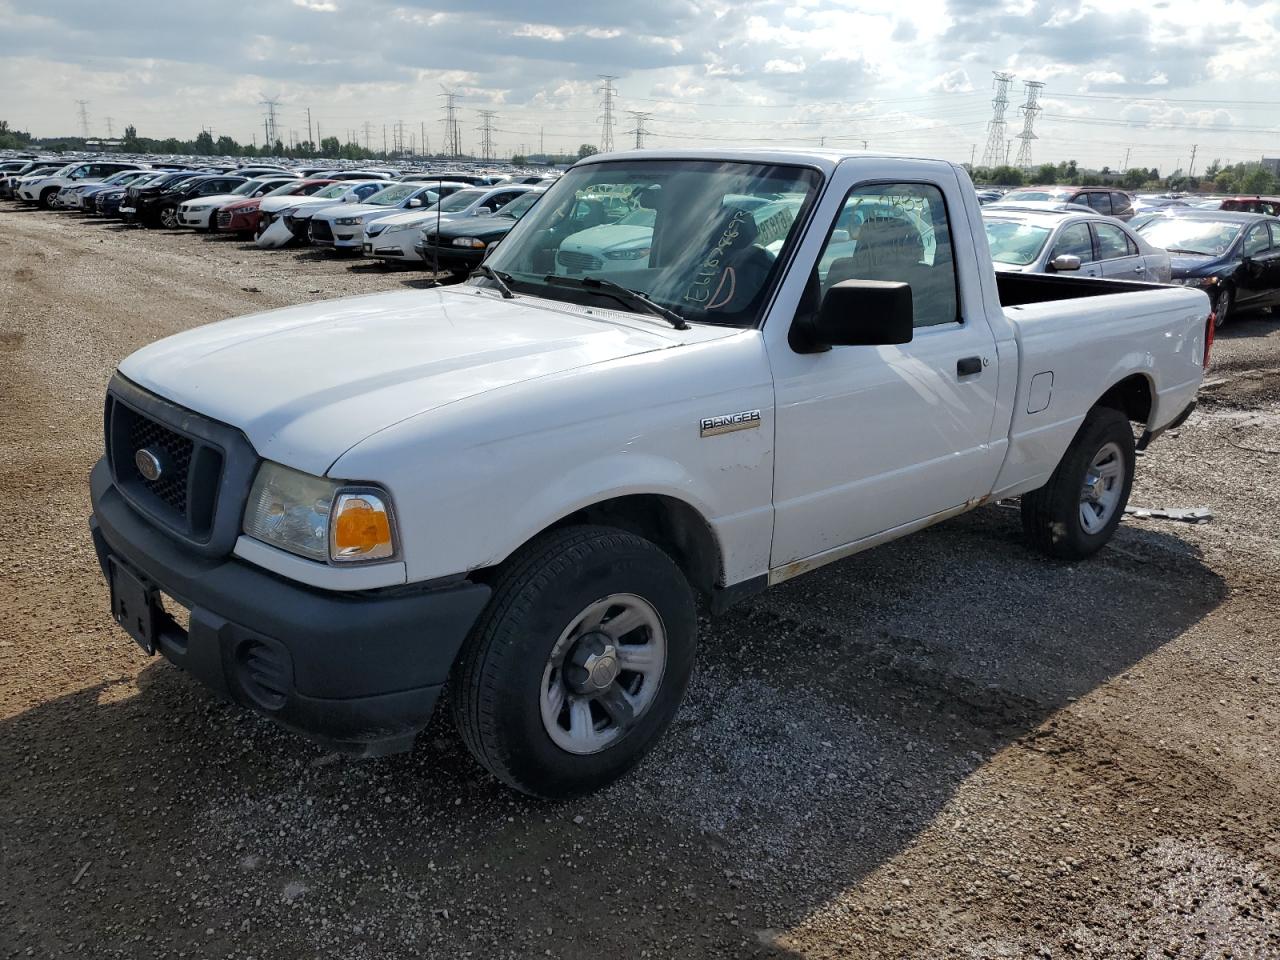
top-left (996, 271), bottom-right (1157, 306)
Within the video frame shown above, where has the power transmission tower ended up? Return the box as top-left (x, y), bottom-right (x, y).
top-left (1188, 144), bottom-right (1199, 178)
top-left (1013, 80), bottom-right (1044, 173)
top-left (306, 107), bottom-right (313, 148)
top-left (597, 75), bottom-right (618, 153)
top-left (626, 111), bottom-right (653, 149)
top-left (76, 100), bottom-right (91, 139)
top-left (259, 96), bottom-right (281, 146)
top-left (361, 121), bottom-right (373, 152)
top-left (476, 111), bottom-right (497, 161)
top-left (980, 72), bottom-right (1014, 169)
top-left (105, 116), bottom-right (114, 139)
top-left (440, 88), bottom-right (462, 158)
top-left (539, 126), bottom-right (545, 157)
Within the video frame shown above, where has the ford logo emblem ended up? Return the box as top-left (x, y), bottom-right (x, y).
top-left (135, 448), bottom-right (164, 482)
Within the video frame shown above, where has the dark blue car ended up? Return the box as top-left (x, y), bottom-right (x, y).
top-left (1136, 210), bottom-right (1280, 326)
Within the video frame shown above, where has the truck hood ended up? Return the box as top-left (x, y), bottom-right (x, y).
top-left (117, 286), bottom-right (717, 476)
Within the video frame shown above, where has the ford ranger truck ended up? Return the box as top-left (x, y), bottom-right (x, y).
top-left (90, 150), bottom-right (1210, 799)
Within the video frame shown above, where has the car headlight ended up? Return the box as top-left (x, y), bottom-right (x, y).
top-left (336, 216), bottom-right (363, 225)
top-left (242, 462), bottom-right (396, 564)
top-left (1173, 276), bottom-right (1218, 287)
top-left (383, 222), bottom-right (414, 235)
top-left (604, 247), bottom-right (651, 260)
top-left (451, 237), bottom-right (487, 248)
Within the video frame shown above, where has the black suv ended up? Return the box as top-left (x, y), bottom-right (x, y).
top-left (123, 174), bottom-right (247, 228)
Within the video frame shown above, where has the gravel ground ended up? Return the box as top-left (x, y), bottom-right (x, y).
top-left (1, 206), bottom-right (1277, 959)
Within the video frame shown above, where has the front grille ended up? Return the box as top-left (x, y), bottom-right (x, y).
top-left (558, 250), bottom-right (603, 272)
top-left (127, 414), bottom-right (194, 515)
top-left (216, 210), bottom-right (233, 228)
top-left (310, 219), bottom-right (333, 242)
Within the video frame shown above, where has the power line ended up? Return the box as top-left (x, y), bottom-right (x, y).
top-left (981, 72), bottom-right (1014, 168)
top-left (597, 75), bottom-right (618, 153)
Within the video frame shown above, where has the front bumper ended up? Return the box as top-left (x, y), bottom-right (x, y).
top-left (89, 458), bottom-right (491, 755)
top-left (415, 243), bottom-right (480, 270)
top-left (178, 209), bottom-right (211, 227)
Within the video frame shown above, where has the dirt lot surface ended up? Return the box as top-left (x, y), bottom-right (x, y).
top-left (1, 206), bottom-right (1277, 959)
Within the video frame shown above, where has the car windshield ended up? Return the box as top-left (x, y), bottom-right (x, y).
top-left (498, 191), bottom-right (541, 219)
top-left (264, 181), bottom-right (304, 197)
top-left (436, 188), bottom-right (487, 212)
top-left (365, 184), bottom-right (420, 205)
top-left (485, 158), bottom-right (822, 328)
top-left (1136, 219), bottom-right (1243, 257)
top-left (311, 183), bottom-right (349, 199)
top-left (231, 180), bottom-right (263, 196)
top-left (983, 219), bottom-right (1052, 265)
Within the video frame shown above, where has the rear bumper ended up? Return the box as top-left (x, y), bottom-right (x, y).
top-left (89, 459), bottom-right (491, 755)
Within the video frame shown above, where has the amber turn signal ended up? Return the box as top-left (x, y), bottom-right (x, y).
top-left (330, 493), bottom-right (395, 562)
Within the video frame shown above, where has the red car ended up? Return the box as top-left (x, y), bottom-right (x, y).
top-left (216, 179), bottom-right (336, 236)
top-left (1211, 196), bottom-right (1280, 216)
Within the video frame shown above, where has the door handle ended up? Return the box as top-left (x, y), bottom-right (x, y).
top-left (957, 356), bottom-right (982, 377)
top-left (1134, 264), bottom-right (1146, 272)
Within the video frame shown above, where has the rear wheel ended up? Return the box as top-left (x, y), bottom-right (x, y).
top-left (450, 525), bottom-right (697, 799)
top-left (1211, 287), bottom-right (1232, 328)
top-left (1021, 406), bottom-right (1135, 561)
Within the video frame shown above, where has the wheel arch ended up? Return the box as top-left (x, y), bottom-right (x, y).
top-left (1095, 371), bottom-right (1153, 425)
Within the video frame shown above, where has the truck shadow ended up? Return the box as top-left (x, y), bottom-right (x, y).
top-left (0, 506), bottom-right (1227, 958)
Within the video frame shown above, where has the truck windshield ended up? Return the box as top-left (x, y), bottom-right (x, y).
top-left (983, 219), bottom-right (1052, 265)
top-left (484, 159), bottom-right (822, 328)
top-left (1136, 219), bottom-right (1243, 257)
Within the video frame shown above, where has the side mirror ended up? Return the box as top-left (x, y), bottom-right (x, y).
top-left (796, 280), bottom-right (914, 351)
top-left (474, 206), bottom-right (492, 216)
top-left (1050, 254), bottom-right (1082, 272)
top-left (407, 198), bottom-right (423, 208)
top-left (830, 229), bottom-right (852, 244)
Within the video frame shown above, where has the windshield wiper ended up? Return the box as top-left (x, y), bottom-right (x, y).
top-left (542, 275), bottom-right (689, 330)
top-left (473, 264), bottom-right (514, 299)
top-left (1165, 247), bottom-right (1211, 256)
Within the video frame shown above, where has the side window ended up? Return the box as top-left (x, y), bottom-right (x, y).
top-left (1050, 222), bottom-right (1095, 262)
top-left (356, 184), bottom-right (380, 200)
top-left (815, 182), bottom-right (959, 328)
top-left (1243, 224), bottom-right (1270, 257)
top-left (1086, 192), bottom-right (1113, 215)
top-left (1111, 193), bottom-right (1133, 216)
top-left (1094, 222), bottom-right (1132, 260)
top-left (1270, 223), bottom-right (1280, 250)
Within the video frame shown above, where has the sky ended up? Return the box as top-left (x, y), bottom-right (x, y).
top-left (2, 0), bottom-right (1278, 172)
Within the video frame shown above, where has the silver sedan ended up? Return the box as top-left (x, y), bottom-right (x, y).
top-left (982, 202), bottom-right (1171, 282)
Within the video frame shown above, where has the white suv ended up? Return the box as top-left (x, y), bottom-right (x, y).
top-left (17, 160), bottom-right (147, 208)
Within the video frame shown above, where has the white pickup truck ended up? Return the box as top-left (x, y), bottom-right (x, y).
top-left (91, 150), bottom-right (1210, 798)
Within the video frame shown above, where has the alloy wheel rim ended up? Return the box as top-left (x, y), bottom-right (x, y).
top-left (539, 593), bottom-right (667, 755)
top-left (1079, 440), bottom-right (1125, 534)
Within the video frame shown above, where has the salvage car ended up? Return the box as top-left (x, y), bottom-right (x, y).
top-left (1136, 210), bottom-right (1280, 325)
top-left (411, 185), bottom-right (539, 261)
top-left (216, 179), bottom-right (336, 236)
top-left (16, 160), bottom-right (147, 208)
top-left (274, 180), bottom-right (391, 242)
top-left (0, 163), bottom-right (63, 200)
top-left (410, 187), bottom-right (545, 275)
top-left (358, 182), bottom-right (473, 262)
top-left (307, 182), bottom-right (445, 251)
top-left (983, 206), bottom-right (1170, 281)
top-left (122, 173), bottom-right (246, 228)
top-left (90, 150), bottom-right (1209, 800)
top-left (57, 168), bottom-right (155, 211)
top-left (998, 186), bottom-right (1136, 221)
top-left (177, 177), bottom-right (297, 230)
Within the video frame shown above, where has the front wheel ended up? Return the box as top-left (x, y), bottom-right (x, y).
top-left (1211, 287), bottom-right (1232, 328)
top-left (39, 187), bottom-right (59, 209)
top-left (158, 204), bottom-right (179, 229)
top-left (450, 525), bottom-right (697, 799)
top-left (1020, 406), bottom-right (1135, 561)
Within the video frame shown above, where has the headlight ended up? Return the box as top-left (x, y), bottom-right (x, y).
top-left (384, 222), bottom-right (416, 235)
top-left (604, 247), bottom-right (651, 260)
top-left (1172, 276), bottom-right (1218, 287)
top-left (336, 216), bottom-right (363, 225)
top-left (242, 462), bottom-right (396, 564)
top-left (452, 237), bottom-right (487, 248)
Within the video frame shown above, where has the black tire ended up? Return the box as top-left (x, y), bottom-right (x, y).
top-left (450, 525), bottom-right (697, 799)
top-left (39, 187), bottom-right (58, 209)
top-left (1211, 286), bottom-right (1232, 328)
top-left (158, 204), bottom-right (178, 229)
top-left (1020, 405), bottom-right (1135, 561)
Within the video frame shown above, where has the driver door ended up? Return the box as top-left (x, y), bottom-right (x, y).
top-left (767, 168), bottom-right (1005, 568)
